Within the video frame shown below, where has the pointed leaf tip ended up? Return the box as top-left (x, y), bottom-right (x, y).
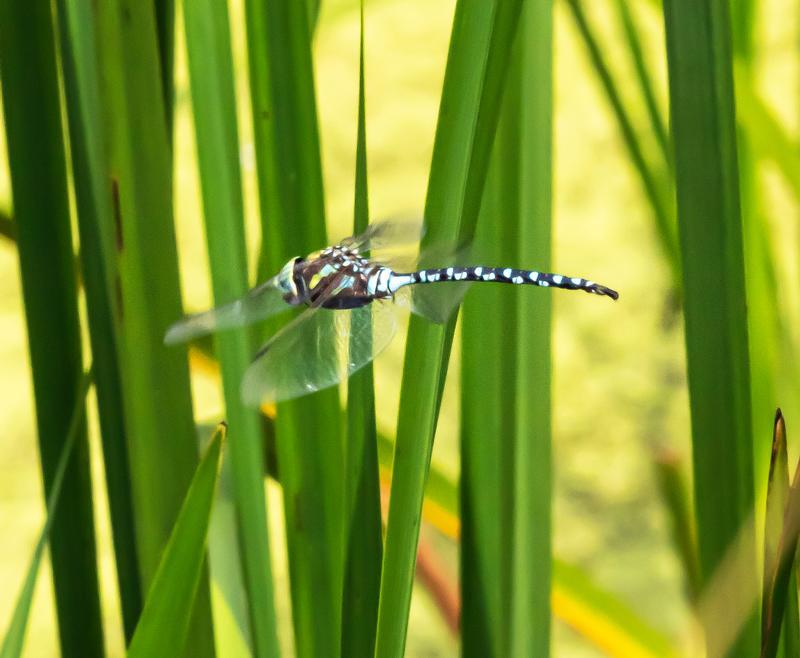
top-left (127, 425), bottom-right (225, 658)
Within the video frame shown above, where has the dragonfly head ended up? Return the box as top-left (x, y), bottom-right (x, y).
top-left (277, 257), bottom-right (308, 305)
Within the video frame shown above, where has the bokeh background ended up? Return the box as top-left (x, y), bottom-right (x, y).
top-left (2, 0), bottom-right (798, 655)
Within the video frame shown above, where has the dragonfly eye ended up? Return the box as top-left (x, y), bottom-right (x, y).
top-left (277, 257), bottom-right (309, 305)
top-left (277, 258), bottom-right (299, 293)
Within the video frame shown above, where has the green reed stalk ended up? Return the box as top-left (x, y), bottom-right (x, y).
top-left (154, 0), bottom-right (175, 138)
top-left (244, 1), bottom-right (345, 655)
top-left (509, 0), bottom-right (554, 652)
top-left (460, 1), bottom-right (553, 653)
top-left (183, 1), bottom-right (280, 655)
top-left (375, 1), bottom-right (525, 655)
top-left (0, 3), bottom-right (104, 655)
top-left (341, 5), bottom-right (383, 656)
top-left (662, 0), bottom-right (757, 654)
top-left (460, 120), bottom-right (517, 658)
top-left (93, 1), bottom-right (215, 654)
top-left (56, 0), bottom-right (142, 638)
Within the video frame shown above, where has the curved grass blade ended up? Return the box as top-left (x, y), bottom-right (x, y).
top-left (0, 3), bottom-right (104, 654)
top-left (128, 425), bottom-right (226, 658)
top-left (662, 0), bottom-right (757, 653)
top-left (761, 411), bottom-right (800, 658)
top-left (612, 0), bottom-right (670, 168)
top-left (0, 370), bottom-right (93, 658)
top-left (735, 70), bottom-right (800, 203)
top-left (553, 560), bottom-right (678, 658)
top-left (341, 5), bottom-right (382, 656)
top-left (182, 1), bottom-right (279, 654)
top-left (564, 0), bottom-right (679, 289)
top-left (376, 1), bottom-right (527, 655)
top-left (653, 451), bottom-right (701, 602)
top-left (56, 0), bottom-right (143, 638)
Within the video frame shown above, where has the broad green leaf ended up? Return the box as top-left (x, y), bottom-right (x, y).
top-left (128, 425), bottom-right (226, 658)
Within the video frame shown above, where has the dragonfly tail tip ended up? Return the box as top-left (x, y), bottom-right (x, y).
top-left (593, 284), bottom-right (619, 301)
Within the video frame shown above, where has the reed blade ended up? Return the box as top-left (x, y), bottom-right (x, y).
top-left (341, 5), bottom-right (383, 656)
top-left (93, 1), bottom-right (216, 653)
top-left (375, 1), bottom-right (526, 655)
top-left (55, 0), bottom-right (143, 638)
top-left (128, 426), bottom-right (226, 658)
top-left (183, 1), bottom-right (280, 655)
top-left (243, 1), bottom-right (345, 655)
top-left (0, 3), bottom-right (104, 654)
top-left (662, 0), bottom-right (757, 653)
top-left (0, 371), bottom-right (93, 658)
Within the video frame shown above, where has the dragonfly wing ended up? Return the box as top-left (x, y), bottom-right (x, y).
top-left (340, 217), bottom-right (424, 253)
top-left (240, 299), bottom-right (399, 405)
top-left (393, 284), bottom-right (468, 324)
top-left (165, 276), bottom-right (289, 344)
top-left (390, 241), bottom-right (474, 324)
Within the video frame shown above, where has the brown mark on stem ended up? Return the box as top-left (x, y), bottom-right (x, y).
top-left (111, 177), bottom-right (124, 252)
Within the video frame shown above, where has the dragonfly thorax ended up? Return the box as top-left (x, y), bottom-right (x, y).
top-left (283, 244), bottom-right (399, 310)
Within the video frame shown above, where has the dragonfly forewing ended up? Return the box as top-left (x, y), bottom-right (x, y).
top-left (240, 299), bottom-right (399, 405)
top-left (164, 275), bottom-right (290, 345)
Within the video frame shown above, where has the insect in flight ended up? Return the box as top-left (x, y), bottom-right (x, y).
top-left (165, 220), bottom-right (618, 405)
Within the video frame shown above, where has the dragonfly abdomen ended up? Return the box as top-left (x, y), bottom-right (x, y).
top-left (389, 266), bottom-right (618, 300)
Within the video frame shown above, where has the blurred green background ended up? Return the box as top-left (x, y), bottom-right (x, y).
top-left (2, 0), bottom-right (799, 656)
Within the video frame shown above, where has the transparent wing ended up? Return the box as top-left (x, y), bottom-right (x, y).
top-left (394, 284), bottom-right (467, 324)
top-left (240, 299), bottom-right (399, 405)
top-left (339, 217), bottom-right (424, 253)
top-left (165, 276), bottom-right (290, 345)
top-left (391, 241), bottom-right (474, 324)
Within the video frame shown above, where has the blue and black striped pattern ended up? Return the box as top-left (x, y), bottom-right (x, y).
top-left (389, 265), bottom-right (618, 300)
top-left (292, 243), bottom-right (619, 307)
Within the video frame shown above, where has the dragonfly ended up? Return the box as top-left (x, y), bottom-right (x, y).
top-left (165, 220), bottom-right (618, 405)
